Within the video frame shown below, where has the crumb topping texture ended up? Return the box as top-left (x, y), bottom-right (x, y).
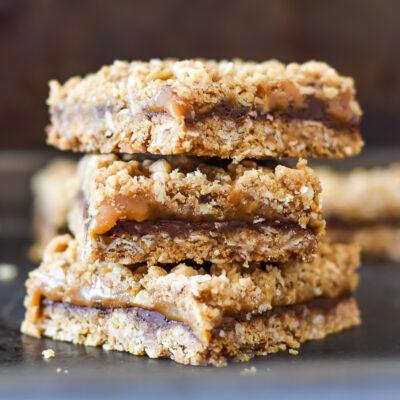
top-left (23, 234), bottom-right (359, 344)
top-left (76, 154), bottom-right (324, 236)
top-left (47, 59), bottom-right (363, 160)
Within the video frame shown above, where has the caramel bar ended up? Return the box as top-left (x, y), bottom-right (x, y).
top-left (70, 155), bottom-right (324, 264)
top-left (22, 234), bottom-right (359, 345)
top-left (47, 59), bottom-right (363, 161)
top-left (22, 296), bottom-right (360, 366)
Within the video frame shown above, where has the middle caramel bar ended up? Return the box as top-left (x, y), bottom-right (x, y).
top-left (69, 154), bottom-right (324, 265)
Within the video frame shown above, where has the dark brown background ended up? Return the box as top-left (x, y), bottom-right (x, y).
top-left (1, 0), bottom-right (399, 149)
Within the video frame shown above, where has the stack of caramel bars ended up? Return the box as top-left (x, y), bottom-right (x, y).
top-left (22, 59), bottom-right (364, 366)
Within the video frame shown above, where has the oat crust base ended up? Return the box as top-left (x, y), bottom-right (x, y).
top-left (21, 296), bottom-right (360, 366)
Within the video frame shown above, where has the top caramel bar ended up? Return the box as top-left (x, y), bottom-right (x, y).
top-left (47, 59), bottom-right (363, 160)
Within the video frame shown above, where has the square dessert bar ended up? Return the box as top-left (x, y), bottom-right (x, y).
top-left (47, 59), bottom-right (363, 161)
top-left (30, 158), bottom-right (77, 261)
top-left (21, 234), bottom-right (360, 366)
top-left (70, 154), bottom-right (324, 265)
top-left (318, 164), bottom-right (400, 260)
top-left (318, 163), bottom-right (400, 224)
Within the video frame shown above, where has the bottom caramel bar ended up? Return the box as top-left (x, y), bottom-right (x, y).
top-left (21, 296), bottom-right (360, 366)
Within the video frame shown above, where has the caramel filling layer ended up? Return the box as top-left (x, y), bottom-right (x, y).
top-left (41, 295), bottom-right (351, 334)
top-left (87, 194), bottom-right (315, 236)
top-left (147, 86), bottom-right (359, 131)
top-left (25, 267), bottom-right (216, 343)
top-left (153, 85), bottom-right (193, 118)
top-left (53, 89), bottom-right (359, 133)
top-left (25, 258), bottom-right (355, 345)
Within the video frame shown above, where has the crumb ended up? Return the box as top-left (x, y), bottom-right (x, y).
top-left (64, 369), bottom-right (69, 374)
top-left (0, 263), bottom-right (18, 281)
top-left (56, 368), bottom-right (62, 373)
top-left (240, 366), bottom-right (257, 375)
top-left (42, 349), bottom-right (55, 359)
top-left (289, 348), bottom-right (299, 355)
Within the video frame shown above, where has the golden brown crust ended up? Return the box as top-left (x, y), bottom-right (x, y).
top-left (78, 221), bottom-right (320, 265)
top-left (23, 234), bottom-right (360, 344)
top-left (47, 59), bottom-right (363, 160)
top-left (77, 155), bottom-right (323, 231)
top-left (47, 114), bottom-right (362, 161)
top-left (21, 296), bottom-right (360, 366)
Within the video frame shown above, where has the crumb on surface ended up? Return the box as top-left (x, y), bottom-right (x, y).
top-left (42, 349), bottom-right (55, 359)
top-left (56, 368), bottom-right (62, 373)
top-left (289, 348), bottom-right (299, 355)
top-left (0, 263), bottom-right (18, 281)
top-left (240, 366), bottom-right (257, 375)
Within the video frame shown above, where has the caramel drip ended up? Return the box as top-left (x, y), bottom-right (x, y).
top-left (25, 271), bottom-right (213, 344)
top-left (153, 85), bottom-right (193, 118)
top-left (90, 195), bottom-right (153, 235)
top-left (86, 192), bottom-right (310, 237)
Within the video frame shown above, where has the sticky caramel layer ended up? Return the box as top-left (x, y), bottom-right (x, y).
top-left (56, 95), bottom-right (359, 139)
top-left (148, 93), bottom-right (360, 132)
top-left (74, 156), bottom-right (323, 238)
top-left (21, 296), bottom-right (360, 365)
top-left (88, 196), bottom-right (316, 236)
top-left (23, 234), bottom-right (360, 344)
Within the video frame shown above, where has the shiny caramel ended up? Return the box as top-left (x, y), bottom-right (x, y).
top-left (153, 85), bottom-right (193, 118)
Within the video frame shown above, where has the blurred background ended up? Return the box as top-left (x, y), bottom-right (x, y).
top-left (0, 0), bottom-right (400, 150)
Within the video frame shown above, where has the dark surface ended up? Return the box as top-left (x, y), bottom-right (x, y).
top-left (1, 150), bottom-right (400, 399)
top-left (1, 237), bottom-right (400, 398)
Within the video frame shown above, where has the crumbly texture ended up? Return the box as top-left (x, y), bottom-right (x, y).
top-left (317, 164), bottom-right (400, 223)
top-left (76, 154), bottom-right (323, 232)
top-left (77, 220), bottom-right (319, 265)
top-left (240, 366), bottom-right (257, 375)
top-left (30, 158), bottom-right (77, 261)
top-left (47, 59), bottom-right (363, 160)
top-left (0, 263), bottom-right (18, 281)
top-left (23, 234), bottom-right (360, 344)
top-left (42, 349), bottom-right (55, 359)
top-left (71, 154), bottom-right (324, 264)
top-left (21, 296), bottom-right (360, 366)
top-left (326, 224), bottom-right (400, 262)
